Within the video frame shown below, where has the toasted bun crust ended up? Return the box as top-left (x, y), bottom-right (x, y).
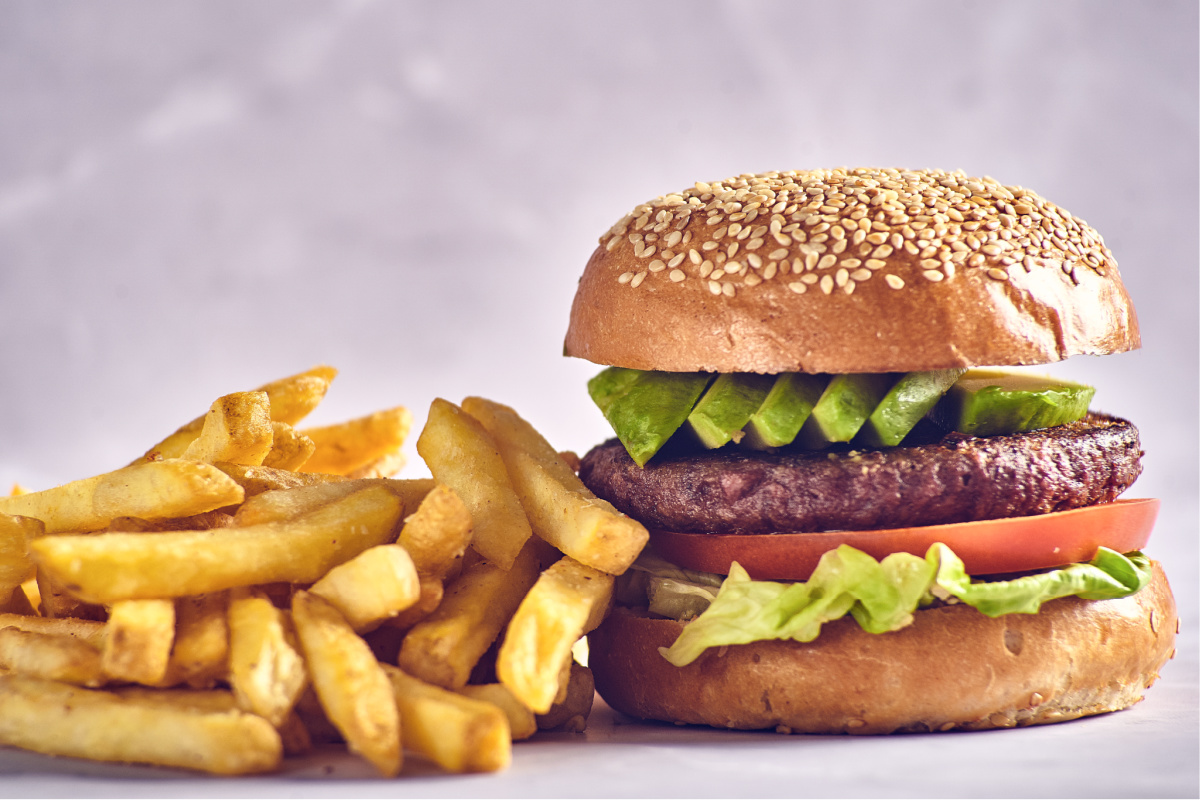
top-left (565, 168), bottom-right (1139, 373)
top-left (589, 562), bottom-right (1176, 734)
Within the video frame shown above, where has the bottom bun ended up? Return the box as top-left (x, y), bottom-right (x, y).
top-left (589, 563), bottom-right (1177, 734)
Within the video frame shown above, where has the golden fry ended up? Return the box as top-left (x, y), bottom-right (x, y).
top-left (0, 627), bottom-right (105, 687)
top-left (463, 397), bottom-right (648, 575)
top-left (0, 514), bottom-right (41, 596)
top-left (0, 459), bottom-right (244, 535)
top-left (384, 665), bottom-right (511, 773)
top-left (397, 483), bottom-right (472, 578)
top-left (181, 392), bottom-right (274, 466)
top-left (213, 462), bottom-right (349, 497)
top-left (497, 556), bottom-right (613, 714)
top-left (0, 613), bottom-right (106, 648)
top-left (228, 590), bottom-right (307, 727)
top-left (31, 485), bottom-right (403, 603)
top-left (397, 542), bottom-right (540, 689)
top-left (166, 593), bottom-right (229, 689)
top-left (261, 422), bottom-right (315, 471)
top-left (292, 591), bottom-right (401, 777)
top-left (0, 675), bottom-right (282, 775)
top-left (300, 406), bottom-right (412, 477)
top-left (457, 683), bottom-right (537, 741)
top-left (101, 599), bottom-right (175, 685)
top-left (309, 544), bottom-right (420, 633)
top-left (416, 399), bottom-right (531, 570)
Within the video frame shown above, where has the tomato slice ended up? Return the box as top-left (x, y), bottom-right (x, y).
top-left (648, 498), bottom-right (1159, 580)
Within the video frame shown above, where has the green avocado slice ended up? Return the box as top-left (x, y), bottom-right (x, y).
top-left (797, 373), bottom-right (897, 448)
top-left (743, 373), bottom-right (829, 449)
top-left (686, 373), bottom-right (776, 449)
top-left (933, 370), bottom-right (1095, 437)
top-left (587, 368), bottom-right (712, 466)
top-left (857, 369), bottom-right (966, 447)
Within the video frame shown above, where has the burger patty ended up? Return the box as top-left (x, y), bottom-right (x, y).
top-left (578, 413), bottom-right (1143, 534)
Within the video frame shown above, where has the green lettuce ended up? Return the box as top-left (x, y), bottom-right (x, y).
top-left (646, 544), bottom-right (1153, 667)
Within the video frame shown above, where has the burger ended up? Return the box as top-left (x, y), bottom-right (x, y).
top-left (564, 168), bottom-right (1177, 734)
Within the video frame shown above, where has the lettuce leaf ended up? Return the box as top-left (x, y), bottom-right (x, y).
top-left (653, 544), bottom-right (1152, 667)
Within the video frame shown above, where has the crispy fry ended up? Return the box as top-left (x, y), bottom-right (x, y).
top-left (102, 599), bottom-right (175, 685)
top-left (463, 397), bottom-right (648, 575)
top-left (0, 459), bottom-right (244, 535)
top-left (105, 510), bottom-right (235, 532)
top-left (181, 392), bottom-right (274, 466)
top-left (166, 593), bottom-right (229, 689)
top-left (416, 399), bottom-right (532, 569)
top-left (0, 613), bottom-right (106, 648)
top-left (36, 567), bottom-right (106, 620)
top-left (31, 485), bottom-right (403, 603)
top-left (0, 674), bottom-right (282, 775)
top-left (214, 462), bottom-right (349, 497)
top-left (384, 665), bottom-right (511, 773)
top-left (0, 627), bottom-right (105, 687)
top-left (397, 542), bottom-right (540, 690)
top-left (535, 662), bottom-right (595, 732)
top-left (382, 577), bottom-right (445, 633)
top-left (397, 483), bottom-right (472, 578)
top-left (292, 591), bottom-right (401, 777)
top-left (0, 585), bottom-right (35, 616)
top-left (228, 589), bottom-right (307, 727)
top-left (232, 477), bottom-right (430, 527)
top-left (0, 514), bottom-right (41, 596)
top-left (300, 406), bottom-right (412, 477)
top-left (261, 422), bottom-right (316, 470)
top-left (138, 366), bottom-right (337, 462)
top-left (457, 683), bottom-right (537, 741)
top-left (497, 556), bottom-right (614, 713)
top-left (309, 544), bottom-right (420, 633)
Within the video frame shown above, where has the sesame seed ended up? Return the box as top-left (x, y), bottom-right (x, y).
top-left (819, 275), bottom-right (834, 294)
top-left (669, 269), bottom-right (686, 282)
top-left (649, 259), bottom-right (665, 272)
top-left (708, 280), bottom-right (722, 295)
top-left (618, 272), bottom-right (633, 284)
top-left (722, 283), bottom-right (736, 297)
top-left (631, 271), bottom-right (646, 287)
top-left (923, 269), bottom-right (944, 282)
top-left (763, 261), bottom-right (778, 280)
top-left (817, 254), bottom-right (837, 270)
top-left (885, 274), bottom-right (905, 289)
top-left (787, 281), bottom-right (807, 294)
top-left (668, 253), bottom-right (685, 268)
top-left (700, 260), bottom-right (714, 278)
top-left (689, 249), bottom-right (702, 265)
top-left (987, 268), bottom-right (1009, 281)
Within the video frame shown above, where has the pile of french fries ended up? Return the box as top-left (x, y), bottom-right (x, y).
top-left (0, 366), bottom-right (648, 776)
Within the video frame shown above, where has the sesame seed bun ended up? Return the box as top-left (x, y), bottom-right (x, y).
top-left (564, 168), bottom-right (1140, 374)
top-left (588, 562), bottom-right (1177, 734)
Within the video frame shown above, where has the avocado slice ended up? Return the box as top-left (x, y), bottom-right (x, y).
top-left (686, 373), bottom-right (776, 449)
top-left (587, 368), bottom-right (712, 466)
top-left (934, 369), bottom-right (1095, 437)
top-left (743, 373), bottom-right (829, 449)
top-left (857, 369), bottom-right (967, 447)
top-left (798, 373), bottom-right (897, 448)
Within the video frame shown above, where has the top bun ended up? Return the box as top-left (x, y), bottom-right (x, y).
top-left (564, 168), bottom-right (1140, 374)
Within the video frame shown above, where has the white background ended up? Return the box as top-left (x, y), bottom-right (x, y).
top-left (0, 1), bottom-right (1195, 796)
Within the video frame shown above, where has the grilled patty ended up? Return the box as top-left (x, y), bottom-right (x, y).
top-left (578, 414), bottom-right (1143, 533)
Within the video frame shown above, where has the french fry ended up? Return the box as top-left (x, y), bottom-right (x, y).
top-left (0, 585), bottom-right (35, 616)
top-left (535, 662), bottom-right (595, 732)
top-left (292, 591), bottom-right (401, 777)
top-left (0, 613), bottom-right (106, 648)
top-left (300, 406), bottom-right (412, 477)
top-left (36, 567), bottom-right (106, 621)
top-left (261, 422), bottom-right (316, 471)
top-left (228, 589), bottom-right (307, 727)
top-left (496, 556), bottom-right (614, 714)
top-left (138, 366), bottom-right (337, 462)
top-left (348, 449), bottom-right (407, 479)
top-left (181, 392), bottom-right (274, 466)
top-left (0, 459), bottom-right (244, 535)
top-left (0, 627), bottom-right (105, 687)
top-left (383, 665), bottom-right (511, 773)
top-left (232, 477), bottom-right (432, 527)
top-left (166, 593), bottom-right (229, 689)
top-left (416, 399), bottom-right (531, 570)
top-left (101, 599), bottom-right (175, 685)
top-left (462, 396), bottom-right (648, 575)
top-left (0, 674), bottom-right (282, 775)
top-left (457, 683), bottom-right (537, 741)
top-left (31, 485), bottom-right (403, 603)
top-left (214, 462), bottom-right (349, 497)
top-left (309, 544), bottom-right (420, 633)
top-left (382, 576), bottom-right (445, 633)
top-left (397, 542), bottom-right (540, 689)
top-left (0, 513), bottom-right (41, 597)
top-left (105, 510), bottom-right (235, 532)
top-left (397, 483), bottom-right (472, 578)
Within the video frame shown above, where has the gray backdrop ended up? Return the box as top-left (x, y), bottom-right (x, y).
top-left (0, 1), bottom-right (1195, 795)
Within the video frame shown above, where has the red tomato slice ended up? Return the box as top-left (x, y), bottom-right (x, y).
top-left (648, 498), bottom-right (1159, 580)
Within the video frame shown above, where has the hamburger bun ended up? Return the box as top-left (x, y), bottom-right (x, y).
top-left (589, 563), bottom-right (1177, 734)
top-left (564, 168), bottom-right (1139, 374)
